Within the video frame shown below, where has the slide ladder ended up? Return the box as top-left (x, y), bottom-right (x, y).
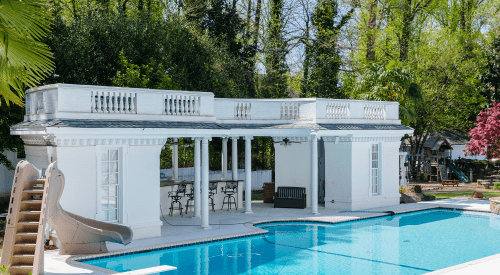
top-left (449, 162), bottom-right (469, 183)
top-left (1, 161), bottom-right (49, 275)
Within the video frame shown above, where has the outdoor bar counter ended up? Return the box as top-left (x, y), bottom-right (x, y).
top-left (160, 180), bottom-right (244, 216)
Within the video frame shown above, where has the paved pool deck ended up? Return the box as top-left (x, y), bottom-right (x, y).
top-left (34, 198), bottom-right (497, 274)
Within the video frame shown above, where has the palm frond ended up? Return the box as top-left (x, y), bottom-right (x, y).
top-left (0, 0), bottom-right (54, 106)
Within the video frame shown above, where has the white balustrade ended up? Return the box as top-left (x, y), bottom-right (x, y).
top-left (163, 95), bottom-right (200, 116)
top-left (326, 102), bottom-right (350, 119)
top-left (364, 104), bottom-right (386, 120)
top-left (235, 103), bottom-right (251, 119)
top-left (23, 84), bottom-right (399, 123)
top-left (280, 103), bottom-right (299, 120)
top-left (91, 91), bottom-right (137, 114)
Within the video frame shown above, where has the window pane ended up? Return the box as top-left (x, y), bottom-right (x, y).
top-left (110, 162), bottom-right (118, 173)
top-left (110, 150), bottom-right (118, 161)
top-left (102, 163), bottom-right (109, 173)
top-left (109, 197), bottom-right (117, 208)
top-left (101, 151), bottom-right (109, 161)
top-left (101, 197), bottom-right (109, 209)
top-left (110, 173), bottom-right (118, 185)
top-left (102, 186), bottom-right (109, 197)
top-left (109, 186), bottom-right (117, 197)
top-left (103, 210), bottom-right (109, 221)
top-left (102, 174), bottom-right (109, 185)
top-left (109, 209), bottom-right (117, 221)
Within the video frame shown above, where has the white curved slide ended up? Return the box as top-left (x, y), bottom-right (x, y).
top-left (45, 162), bottom-right (133, 255)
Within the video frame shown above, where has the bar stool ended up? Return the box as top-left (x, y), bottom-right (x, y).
top-left (208, 182), bottom-right (218, 212)
top-left (185, 185), bottom-right (195, 214)
top-left (221, 181), bottom-right (238, 210)
top-left (168, 183), bottom-right (187, 216)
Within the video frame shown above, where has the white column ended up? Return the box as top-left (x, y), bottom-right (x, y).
top-left (172, 138), bottom-right (179, 182)
top-left (193, 138), bottom-right (201, 218)
top-left (201, 137), bottom-right (211, 229)
top-left (232, 137), bottom-right (238, 180)
top-left (311, 134), bottom-right (319, 215)
top-left (222, 137), bottom-right (228, 180)
top-left (244, 136), bottom-right (253, 213)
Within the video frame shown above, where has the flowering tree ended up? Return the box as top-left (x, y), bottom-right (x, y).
top-left (465, 102), bottom-right (500, 158)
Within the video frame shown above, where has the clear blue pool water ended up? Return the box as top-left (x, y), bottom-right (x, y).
top-left (82, 209), bottom-right (500, 274)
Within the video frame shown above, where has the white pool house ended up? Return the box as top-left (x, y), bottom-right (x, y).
top-left (10, 84), bottom-right (413, 240)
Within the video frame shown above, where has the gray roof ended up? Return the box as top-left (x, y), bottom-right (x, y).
top-left (11, 119), bottom-right (413, 131)
top-left (423, 136), bottom-right (453, 150)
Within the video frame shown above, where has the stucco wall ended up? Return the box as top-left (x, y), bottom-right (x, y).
top-left (324, 141), bottom-right (352, 210)
top-left (324, 140), bottom-right (401, 211)
top-left (56, 146), bottom-right (98, 220)
top-left (126, 145), bottom-right (163, 239)
top-left (274, 142), bottom-right (312, 207)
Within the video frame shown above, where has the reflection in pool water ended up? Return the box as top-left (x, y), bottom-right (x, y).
top-left (82, 209), bottom-right (500, 275)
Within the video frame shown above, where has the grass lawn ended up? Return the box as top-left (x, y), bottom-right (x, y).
top-left (424, 190), bottom-right (500, 200)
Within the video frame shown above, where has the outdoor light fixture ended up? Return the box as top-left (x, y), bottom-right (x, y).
top-left (279, 138), bottom-right (298, 148)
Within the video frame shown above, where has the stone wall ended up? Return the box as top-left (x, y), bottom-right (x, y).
top-left (490, 198), bottom-right (500, 214)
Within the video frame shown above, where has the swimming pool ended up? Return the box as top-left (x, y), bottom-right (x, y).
top-left (81, 209), bottom-right (500, 274)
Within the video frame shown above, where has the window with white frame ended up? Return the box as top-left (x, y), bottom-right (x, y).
top-left (101, 149), bottom-right (119, 222)
top-left (371, 144), bottom-right (380, 194)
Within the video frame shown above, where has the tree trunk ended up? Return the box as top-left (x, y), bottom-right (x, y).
top-left (366, 0), bottom-right (377, 61)
top-left (399, 0), bottom-right (412, 62)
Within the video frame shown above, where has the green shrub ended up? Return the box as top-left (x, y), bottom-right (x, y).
top-left (0, 220), bottom-right (5, 237)
top-left (399, 186), bottom-right (407, 194)
top-left (494, 182), bottom-right (500, 190)
top-left (414, 185), bottom-right (423, 194)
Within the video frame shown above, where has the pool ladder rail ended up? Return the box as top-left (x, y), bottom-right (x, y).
top-left (1, 161), bottom-right (50, 275)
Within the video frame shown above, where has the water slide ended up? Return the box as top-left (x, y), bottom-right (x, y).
top-left (448, 162), bottom-right (469, 183)
top-left (45, 162), bottom-right (133, 255)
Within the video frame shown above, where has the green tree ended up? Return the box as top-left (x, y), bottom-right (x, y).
top-left (482, 36), bottom-right (500, 105)
top-left (261, 0), bottom-right (289, 98)
top-left (0, 101), bottom-right (24, 169)
top-left (303, 0), bottom-right (352, 98)
top-left (351, 60), bottom-right (421, 125)
top-left (0, 0), bottom-right (54, 106)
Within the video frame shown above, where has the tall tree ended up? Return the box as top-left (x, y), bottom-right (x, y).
top-left (398, 0), bottom-right (433, 62)
top-left (0, 0), bottom-right (54, 106)
top-left (261, 0), bottom-right (289, 98)
top-left (483, 36), bottom-right (500, 105)
top-left (303, 0), bottom-right (352, 98)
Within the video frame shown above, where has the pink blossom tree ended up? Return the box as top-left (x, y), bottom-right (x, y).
top-left (465, 102), bottom-right (500, 158)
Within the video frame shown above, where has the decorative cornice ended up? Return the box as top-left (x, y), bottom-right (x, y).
top-left (22, 135), bottom-right (168, 146)
top-left (322, 136), bottom-right (401, 142)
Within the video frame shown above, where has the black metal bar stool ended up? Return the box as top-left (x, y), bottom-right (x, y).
top-left (168, 183), bottom-right (187, 216)
top-left (221, 181), bottom-right (238, 210)
top-left (185, 185), bottom-right (195, 214)
top-left (208, 182), bottom-right (218, 212)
